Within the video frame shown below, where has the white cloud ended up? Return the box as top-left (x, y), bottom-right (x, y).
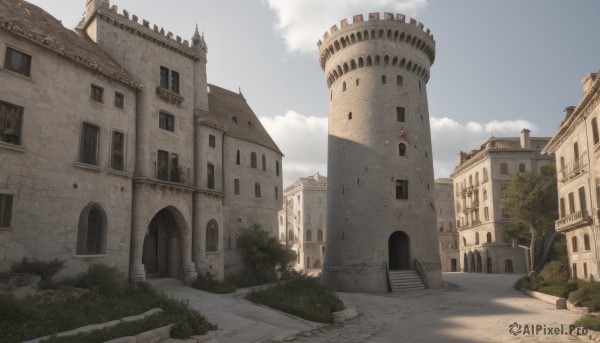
top-left (261, 111), bottom-right (538, 185)
top-left (431, 117), bottom-right (537, 178)
top-left (264, 0), bottom-right (428, 53)
top-left (260, 111), bottom-right (328, 186)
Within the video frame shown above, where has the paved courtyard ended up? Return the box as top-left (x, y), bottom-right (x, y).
top-left (298, 273), bottom-right (585, 343)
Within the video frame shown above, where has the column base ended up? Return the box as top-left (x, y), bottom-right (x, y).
top-left (183, 262), bottom-right (198, 285)
top-left (129, 264), bottom-right (146, 283)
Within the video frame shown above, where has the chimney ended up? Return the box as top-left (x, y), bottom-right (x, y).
top-left (582, 73), bottom-right (597, 96)
top-left (564, 106), bottom-right (575, 120)
top-left (520, 129), bottom-right (531, 149)
top-left (458, 151), bottom-right (466, 164)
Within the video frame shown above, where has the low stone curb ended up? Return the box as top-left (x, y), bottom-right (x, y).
top-left (104, 325), bottom-right (171, 343)
top-left (521, 289), bottom-right (566, 309)
top-left (333, 306), bottom-right (358, 323)
top-left (22, 308), bottom-right (164, 343)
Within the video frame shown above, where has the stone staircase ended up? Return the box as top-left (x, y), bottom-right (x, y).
top-left (388, 270), bottom-right (426, 292)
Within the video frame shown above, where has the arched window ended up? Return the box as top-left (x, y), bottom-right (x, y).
top-left (475, 233), bottom-right (480, 245)
top-left (232, 116), bottom-right (238, 124)
top-left (483, 188), bottom-right (487, 200)
top-left (486, 232), bottom-right (492, 243)
top-left (572, 236), bottom-right (578, 253)
top-left (382, 75), bottom-right (386, 84)
top-left (76, 203), bottom-right (107, 255)
top-left (462, 236), bottom-right (466, 246)
top-left (262, 154), bottom-right (266, 171)
top-left (584, 234), bottom-right (591, 251)
top-left (348, 112), bottom-right (352, 120)
top-left (306, 229), bottom-right (312, 241)
top-left (397, 75), bottom-right (403, 86)
top-left (250, 152), bottom-right (257, 168)
top-left (482, 167), bottom-right (488, 182)
top-left (206, 219), bottom-right (218, 252)
top-left (399, 143), bottom-right (406, 156)
top-left (318, 229), bottom-right (324, 242)
top-left (343, 81), bottom-right (346, 91)
top-left (236, 150), bottom-right (240, 165)
top-left (255, 182), bottom-right (261, 198)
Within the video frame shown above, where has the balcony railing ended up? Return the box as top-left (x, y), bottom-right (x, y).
top-left (154, 163), bottom-right (191, 185)
top-left (555, 210), bottom-right (592, 232)
top-left (560, 154), bottom-right (588, 182)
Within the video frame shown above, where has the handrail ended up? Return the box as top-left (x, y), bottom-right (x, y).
top-left (385, 260), bottom-right (393, 292)
top-left (413, 258), bottom-right (429, 289)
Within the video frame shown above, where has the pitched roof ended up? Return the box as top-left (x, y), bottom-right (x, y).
top-left (0, 0), bottom-right (141, 89)
top-left (205, 84), bottom-right (282, 155)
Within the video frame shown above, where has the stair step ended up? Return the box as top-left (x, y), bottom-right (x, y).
top-left (388, 270), bottom-right (426, 293)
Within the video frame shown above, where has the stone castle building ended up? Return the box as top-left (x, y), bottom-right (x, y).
top-left (317, 12), bottom-right (443, 292)
top-left (277, 173), bottom-right (327, 272)
top-left (0, 0), bottom-right (283, 282)
top-left (542, 71), bottom-right (600, 280)
top-left (452, 130), bottom-right (553, 274)
top-left (435, 178), bottom-right (459, 272)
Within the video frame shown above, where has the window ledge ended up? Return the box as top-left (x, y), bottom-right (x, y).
top-left (0, 67), bottom-right (32, 82)
top-left (156, 87), bottom-right (184, 105)
top-left (107, 169), bottom-right (133, 178)
top-left (205, 251), bottom-right (220, 255)
top-left (73, 161), bottom-right (103, 172)
top-left (0, 141), bottom-right (26, 153)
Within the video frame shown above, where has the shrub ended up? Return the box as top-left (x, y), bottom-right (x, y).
top-left (574, 315), bottom-right (600, 332)
top-left (568, 278), bottom-right (600, 311)
top-left (69, 264), bottom-right (125, 296)
top-left (236, 225), bottom-right (296, 287)
top-left (246, 273), bottom-right (344, 323)
top-left (539, 260), bottom-right (568, 283)
top-left (10, 258), bottom-right (64, 281)
top-left (191, 273), bottom-right (237, 294)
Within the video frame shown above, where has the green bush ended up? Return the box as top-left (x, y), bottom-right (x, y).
top-left (191, 273), bottom-right (237, 294)
top-left (539, 260), bottom-right (569, 283)
top-left (68, 264), bottom-right (125, 296)
top-left (10, 258), bottom-right (64, 281)
top-left (568, 277), bottom-right (600, 311)
top-left (246, 273), bottom-right (344, 323)
top-left (236, 225), bottom-right (296, 287)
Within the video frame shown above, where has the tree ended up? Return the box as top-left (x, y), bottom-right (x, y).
top-left (236, 224), bottom-right (296, 286)
top-left (500, 165), bottom-right (558, 273)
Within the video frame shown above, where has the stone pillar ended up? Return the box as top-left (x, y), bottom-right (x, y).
top-left (129, 184), bottom-right (147, 282)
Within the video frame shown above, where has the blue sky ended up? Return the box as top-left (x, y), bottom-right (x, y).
top-left (27, 0), bottom-right (600, 185)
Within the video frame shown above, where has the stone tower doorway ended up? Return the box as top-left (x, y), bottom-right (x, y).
top-left (388, 231), bottom-right (410, 270)
top-left (142, 208), bottom-right (182, 279)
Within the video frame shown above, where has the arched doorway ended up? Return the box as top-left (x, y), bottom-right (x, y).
top-left (463, 253), bottom-right (468, 272)
top-left (388, 231), bottom-right (410, 270)
top-left (142, 208), bottom-right (181, 279)
top-left (475, 251), bottom-right (482, 272)
top-left (468, 252), bottom-right (475, 272)
top-left (487, 257), bottom-right (493, 273)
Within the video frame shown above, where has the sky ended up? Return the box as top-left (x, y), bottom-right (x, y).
top-left (27, 0), bottom-right (600, 186)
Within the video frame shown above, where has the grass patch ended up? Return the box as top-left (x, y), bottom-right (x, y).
top-left (10, 258), bottom-right (64, 281)
top-left (245, 273), bottom-right (344, 323)
top-left (0, 265), bottom-right (215, 343)
top-left (191, 273), bottom-right (237, 294)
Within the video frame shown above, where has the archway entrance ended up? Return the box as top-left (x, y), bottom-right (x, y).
top-left (142, 208), bottom-right (181, 279)
top-left (451, 258), bottom-right (457, 272)
top-left (475, 251), bottom-right (482, 272)
top-left (487, 257), bottom-right (493, 273)
top-left (463, 253), bottom-right (468, 272)
top-left (468, 252), bottom-right (475, 272)
top-left (388, 231), bottom-right (410, 270)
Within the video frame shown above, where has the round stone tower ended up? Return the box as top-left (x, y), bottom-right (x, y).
top-left (317, 12), bottom-right (443, 292)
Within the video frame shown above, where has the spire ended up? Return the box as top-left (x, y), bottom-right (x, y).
top-left (191, 22), bottom-right (207, 51)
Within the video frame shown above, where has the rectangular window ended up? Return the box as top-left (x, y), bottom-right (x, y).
top-left (114, 92), bottom-right (124, 109)
top-left (209, 134), bottom-right (216, 148)
top-left (500, 163), bottom-right (508, 175)
top-left (579, 186), bottom-right (587, 212)
top-left (0, 101), bottom-right (23, 145)
top-left (0, 193), bottom-right (13, 228)
top-left (207, 163), bottom-right (215, 190)
top-left (234, 179), bottom-right (240, 195)
top-left (170, 153), bottom-right (179, 182)
top-left (251, 152), bottom-right (257, 168)
top-left (157, 150), bottom-right (169, 181)
top-left (568, 192), bottom-right (575, 214)
top-left (519, 163), bottom-right (526, 173)
top-left (160, 66), bottom-right (169, 89)
top-left (592, 117), bottom-right (599, 145)
top-left (559, 198), bottom-right (566, 218)
top-left (111, 131), bottom-right (124, 171)
top-left (90, 84), bottom-right (103, 103)
top-left (171, 71), bottom-right (180, 94)
top-left (80, 123), bottom-right (99, 165)
top-left (4, 47), bottom-right (31, 76)
top-left (159, 111), bottom-right (175, 131)
top-left (395, 180), bottom-right (408, 199)
top-left (275, 186), bottom-right (278, 200)
top-left (396, 107), bottom-right (405, 122)
top-left (484, 207), bottom-right (489, 221)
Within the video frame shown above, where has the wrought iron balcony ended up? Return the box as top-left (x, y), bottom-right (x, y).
top-left (560, 154), bottom-right (588, 182)
top-left (155, 163), bottom-right (191, 185)
top-left (555, 210), bottom-right (592, 232)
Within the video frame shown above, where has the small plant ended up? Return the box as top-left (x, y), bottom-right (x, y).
top-left (68, 264), bottom-right (125, 296)
top-left (10, 258), bottom-right (64, 281)
top-left (191, 273), bottom-right (237, 294)
top-left (246, 273), bottom-right (344, 323)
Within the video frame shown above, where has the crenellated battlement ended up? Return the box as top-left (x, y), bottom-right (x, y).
top-left (317, 12), bottom-right (435, 70)
top-left (79, 0), bottom-right (206, 60)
